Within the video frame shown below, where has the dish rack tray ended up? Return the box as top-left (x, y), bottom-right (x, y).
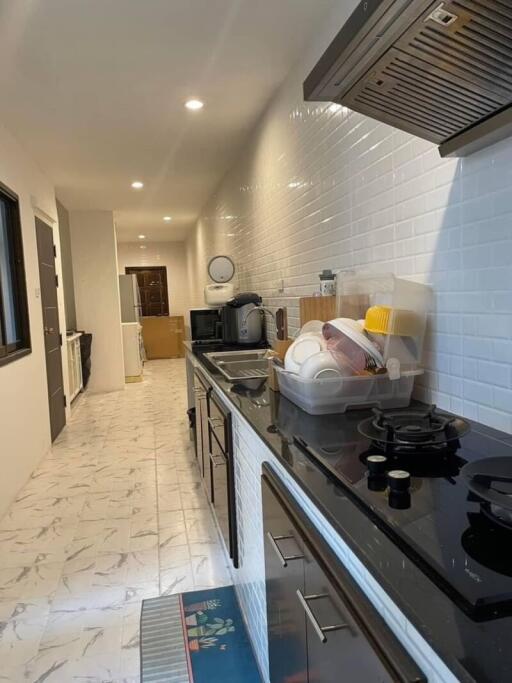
top-left (275, 366), bottom-right (423, 415)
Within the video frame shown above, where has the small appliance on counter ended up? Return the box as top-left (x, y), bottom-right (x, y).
top-left (204, 282), bottom-right (234, 306)
top-left (190, 308), bottom-right (223, 344)
top-left (222, 292), bottom-right (264, 345)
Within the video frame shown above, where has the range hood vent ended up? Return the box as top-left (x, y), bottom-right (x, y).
top-left (304, 0), bottom-right (512, 157)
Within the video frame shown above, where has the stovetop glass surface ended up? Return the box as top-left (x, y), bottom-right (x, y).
top-left (297, 414), bottom-right (512, 621)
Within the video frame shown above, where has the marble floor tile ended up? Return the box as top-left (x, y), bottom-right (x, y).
top-left (0, 359), bottom-right (232, 680)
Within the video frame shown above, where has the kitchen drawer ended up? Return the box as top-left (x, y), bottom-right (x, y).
top-left (262, 463), bottom-right (426, 683)
top-left (209, 430), bottom-right (230, 555)
top-left (206, 389), bottom-right (238, 569)
top-left (303, 550), bottom-right (396, 683)
top-left (208, 391), bottom-right (228, 454)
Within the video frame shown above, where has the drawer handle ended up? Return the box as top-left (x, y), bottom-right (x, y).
top-left (208, 417), bottom-right (224, 428)
top-left (266, 532), bottom-right (304, 568)
top-left (210, 453), bottom-right (225, 468)
top-left (296, 590), bottom-right (351, 644)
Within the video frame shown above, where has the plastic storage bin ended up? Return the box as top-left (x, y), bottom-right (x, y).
top-left (275, 273), bottom-right (432, 415)
top-left (275, 366), bottom-right (423, 415)
top-left (337, 272), bottom-right (432, 372)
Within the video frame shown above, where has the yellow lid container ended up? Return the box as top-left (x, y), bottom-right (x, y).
top-left (364, 306), bottom-right (421, 337)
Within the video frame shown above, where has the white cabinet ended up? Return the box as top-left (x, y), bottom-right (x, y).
top-left (66, 333), bottom-right (83, 402)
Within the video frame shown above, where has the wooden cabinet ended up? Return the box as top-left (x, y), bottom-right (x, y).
top-left (262, 464), bottom-right (426, 683)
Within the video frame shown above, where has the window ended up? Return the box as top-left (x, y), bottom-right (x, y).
top-left (0, 182), bottom-right (30, 365)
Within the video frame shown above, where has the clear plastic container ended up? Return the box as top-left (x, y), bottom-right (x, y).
top-left (273, 272), bottom-right (431, 415)
top-left (275, 365), bottom-right (423, 415)
top-left (336, 272), bottom-right (432, 373)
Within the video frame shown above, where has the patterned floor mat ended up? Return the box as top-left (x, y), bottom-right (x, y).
top-left (141, 586), bottom-right (261, 683)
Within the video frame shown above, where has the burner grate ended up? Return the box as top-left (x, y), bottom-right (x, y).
top-left (358, 405), bottom-right (470, 455)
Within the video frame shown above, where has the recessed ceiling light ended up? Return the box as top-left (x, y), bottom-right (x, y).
top-left (140, 245), bottom-right (147, 250)
top-left (131, 181), bottom-right (144, 189)
top-left (185, 99), bottom-right (204, 111)
top-left (163, 216), bottom-right (172, 222)
top-left (138, 234), bottom-right (146, 239)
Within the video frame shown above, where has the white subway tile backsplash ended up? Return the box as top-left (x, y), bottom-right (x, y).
top-left (186, 29), bottom-right (512, 434)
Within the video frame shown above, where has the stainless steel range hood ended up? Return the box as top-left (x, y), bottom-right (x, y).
top-left (304, 0), bottom-right (512, 158)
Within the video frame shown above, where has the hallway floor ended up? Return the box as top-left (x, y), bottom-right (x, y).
top-left (0, 359), bottom-right (231, 682)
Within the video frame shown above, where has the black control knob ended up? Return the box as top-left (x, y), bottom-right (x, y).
top-left (389, 491), bottom-right (411, 510)
top-left (367, 455), bottom-right (387, 476)
top-left (388, 470), bottom-right (411, 493)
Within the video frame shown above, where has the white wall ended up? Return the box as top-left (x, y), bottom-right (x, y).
top-left (0, 121), bottom-right (69, 518)
top-left (186, 2), bottom-right (512, 434)
top-left (57, 199), bottom-right (77, 331)
top-left (117, 241), bottom-right (189, 318)
top-left (70, 210), bottom-right (124, 393)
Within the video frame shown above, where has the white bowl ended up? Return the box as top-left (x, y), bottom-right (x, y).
top-left (299, 351), bottom-right (346, 380)
top-left (284, 334), bottom-right (326, 374)
top-left (323, 317), bottom-right (364, 339)
top-left (299, 320), bottom-right (324, 336)
top-left (323, 317), bottom-right (385, 368)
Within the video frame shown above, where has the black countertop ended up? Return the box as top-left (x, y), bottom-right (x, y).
top-left (186, 342), bottom-right (512, 683)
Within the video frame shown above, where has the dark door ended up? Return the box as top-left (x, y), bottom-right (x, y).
top-left (262, 475), bottom-right (308, 683)
top-left (193, 372), bottom-right (207, 476)
top-left (125, 266), bottom-right (169, 316)
top-left (303, 552), bottom-right (395, 683)
top-left (262, 464), bottom-right (426, 683)
top-left (209, 435), bottom-right (229, 541)
top-left (36, 218), bottom-right (66, 441)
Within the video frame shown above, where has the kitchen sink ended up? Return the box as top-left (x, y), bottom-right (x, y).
top-left (205, 349), bottom-right (273, 381)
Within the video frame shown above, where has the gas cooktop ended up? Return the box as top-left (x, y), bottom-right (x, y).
top-left (294, 405), bottom-right (512, 622)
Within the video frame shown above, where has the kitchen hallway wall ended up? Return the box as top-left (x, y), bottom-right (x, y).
top-left (186, 2), bottom-right (512, 434)
top-left (0, 120), bottom-right (69, 518)
top-left (70, 210), bottom-right (125, 393)
top-left (117, 241), bottom-right (189, 318)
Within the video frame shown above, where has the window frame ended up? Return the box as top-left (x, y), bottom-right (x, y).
top-left (0, 181), bottom-right (31, 367)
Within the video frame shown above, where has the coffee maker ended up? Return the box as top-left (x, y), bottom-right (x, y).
top-left (222, 293), bottom-right (263, 345)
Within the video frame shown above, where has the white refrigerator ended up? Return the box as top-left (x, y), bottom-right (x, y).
top-left (119, 274), bottom-right (142, 323)
top-left (122, 322), bottom-right (144, 379)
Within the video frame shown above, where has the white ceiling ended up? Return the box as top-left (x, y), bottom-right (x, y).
top-left (0, 0), bottom-right (337, 242)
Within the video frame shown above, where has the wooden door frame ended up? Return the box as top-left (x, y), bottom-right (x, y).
top-left (125, 265), bottom-right (169, 316)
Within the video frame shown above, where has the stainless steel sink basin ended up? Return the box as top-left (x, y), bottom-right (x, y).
top-left (205, 349), bottom-right (272, 381)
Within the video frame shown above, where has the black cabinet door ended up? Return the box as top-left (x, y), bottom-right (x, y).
top-left (303, 556), bottom-right (394, 683)
top-left (193, 386), bottom-right (204, 473)
top-left (262, 464), bottom-right (426, 683)
top-left (210, 431), bottom-right (230, 549)
top-left (262, 476), bottom-right (309, 683)
top-left (193, 372), bottom-right (209, 478)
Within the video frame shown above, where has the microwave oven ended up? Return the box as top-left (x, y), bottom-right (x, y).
top-left (190, 308), bottom-right (223, 343)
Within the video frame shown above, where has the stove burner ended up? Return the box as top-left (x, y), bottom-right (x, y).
top-left (462, 457), bottom-right (512, 530)
top-left (463, 512), bottom-right (512, 578)
top-left (358, 405), bottom-right (471, 454)
top-left (482, 499), bottom-right (512, 530)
